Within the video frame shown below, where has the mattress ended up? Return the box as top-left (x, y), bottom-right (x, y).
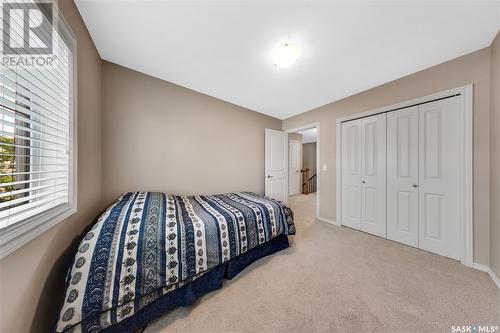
top-left (55, 192), bottom-right (295, 332)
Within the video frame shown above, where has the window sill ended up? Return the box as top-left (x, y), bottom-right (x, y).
top-left (0, 203), bottom-right (77, 259)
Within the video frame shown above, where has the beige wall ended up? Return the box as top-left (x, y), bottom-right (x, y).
top-left (0, 1), bottom-right (103, 332)
top-left (490, 32), bottom-right (500, 278)
top-left (101, 61), bottom-right (281, 205)
top-left (303, 142), bottom-right (317, 175)
top-left (283, 48), bottom-right (492, 265)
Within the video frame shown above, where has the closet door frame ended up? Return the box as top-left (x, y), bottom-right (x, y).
top-left (336, 85), bottom-right (473, 267)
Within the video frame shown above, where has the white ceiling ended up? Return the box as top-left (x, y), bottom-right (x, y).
top-left (298, 128), bottom-right (317, 144)
top-left (75, 1), bottom-right (499, 120)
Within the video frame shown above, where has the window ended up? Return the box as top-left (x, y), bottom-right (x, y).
top-left (0, 2), bottom-right (76, 258)
top-left (0, 110), bottom-right (31, 207)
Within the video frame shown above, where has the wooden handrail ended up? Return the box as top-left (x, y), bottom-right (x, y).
top-left (301, 169), bottom-right (317, 194)
top-left (302, 173), bottom-right (317, 194)
top-left (301, 168), bottom-right (309, 194)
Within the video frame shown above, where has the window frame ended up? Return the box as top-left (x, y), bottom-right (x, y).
top-left (0, 7), bottom-right (77, 259)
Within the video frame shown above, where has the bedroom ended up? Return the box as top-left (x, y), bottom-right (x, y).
top-left (0, 1), bottom-right (499, 332)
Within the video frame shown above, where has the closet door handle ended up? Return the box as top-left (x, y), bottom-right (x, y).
top-left (361, 180), bottom-right (366, 184)
top-left (412, 184), bottom-right (418, 188)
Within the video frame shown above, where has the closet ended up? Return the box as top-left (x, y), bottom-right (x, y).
top-left (341, 113), bottom-right (386, 238)
top-left (341, 96), bottom-right (462, 260)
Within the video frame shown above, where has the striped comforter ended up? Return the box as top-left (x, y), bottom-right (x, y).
top-left (56, 192), bottom-right (295, 332)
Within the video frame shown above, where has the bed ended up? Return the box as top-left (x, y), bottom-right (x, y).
top-left (55, 192), bottom-right (295, 333)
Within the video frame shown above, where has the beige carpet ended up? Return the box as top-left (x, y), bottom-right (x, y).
top-left (145, 193), bottom-right (500, 333)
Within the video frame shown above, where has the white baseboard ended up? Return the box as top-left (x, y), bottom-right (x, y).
top-left (488, 268), bottom-right (500, 290)
top-left (472, 262), bottom-right (489, 272)
top-left (472, 262), bottom-right (500, 290)
top-left (317, 216), bottom-right (339, 226)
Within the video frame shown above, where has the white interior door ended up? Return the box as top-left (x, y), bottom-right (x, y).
top-left (387, 107), bottom-right (419, 247)
top-left (289, 140), bottom-right (301, 195)
top-left (418, 97), bottom-right (461, 260)
top-left (265, 129), bottom-right (288, 203)
top-left (341, 120), bottom-right (362, 230)
top-left (360, 113), bottom-right (387, 237)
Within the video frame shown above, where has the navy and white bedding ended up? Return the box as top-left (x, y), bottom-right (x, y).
top-left (56, 192), bottom-right (295, 333)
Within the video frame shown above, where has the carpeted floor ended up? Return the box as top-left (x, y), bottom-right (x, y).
top-left (145, 193), bottom-right (500, 333)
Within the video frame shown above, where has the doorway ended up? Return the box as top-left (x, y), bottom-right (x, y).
top-left (286, 124), bottom-right (320, 219)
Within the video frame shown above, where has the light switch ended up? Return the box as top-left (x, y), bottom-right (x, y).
top-left (322, 164), bottom-right (327, 171)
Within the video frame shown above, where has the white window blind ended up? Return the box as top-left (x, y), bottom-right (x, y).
top-left (0, 2), bottom-right (75, 234)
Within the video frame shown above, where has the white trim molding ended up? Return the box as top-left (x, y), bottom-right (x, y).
top-left (489, 270), bottom-right (500, 290)
top-left (472, 262), bottom-right (490, 272)
top-left (285, 123), bottom-right (322, 221)
top-left (336, 85), bottom-right (474, 268)
top-left (317, 216), bottom-right (337, 225)
top-left (472, 263), bottom-right (500, 290)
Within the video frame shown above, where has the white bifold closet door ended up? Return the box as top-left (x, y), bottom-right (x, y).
top-left (418, 97), bottom-right (461, 260)
top-left (341, 113), bottom-right (386, 238)
top-left (360, 114), bottom-right (387, 237)
top-left (343, 96), bottom-right (462, 260)
top-left (387, 106), bottom-right (419, 247)
top-left (387, 97), bottom-right (461, 260)
top-left (341, 119), bottom-right (362, 230)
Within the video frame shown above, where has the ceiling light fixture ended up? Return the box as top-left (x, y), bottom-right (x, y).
top-left (272, 42), bottom-right (300, 68)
